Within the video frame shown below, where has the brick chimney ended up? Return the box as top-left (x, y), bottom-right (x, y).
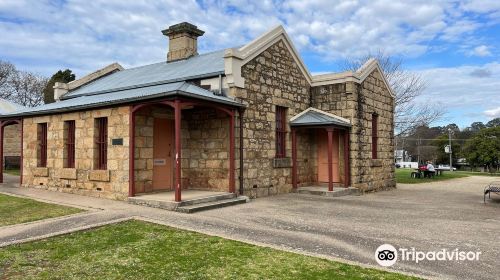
top-left (162, 22), bottom-right (205, 62)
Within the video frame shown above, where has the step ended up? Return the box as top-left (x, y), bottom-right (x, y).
top-left (179, 193), bottom-right (236, 206)
top-left (297, 187), bottom-right (360, 197)
top-left (176, 196), bottom-right (249, 213)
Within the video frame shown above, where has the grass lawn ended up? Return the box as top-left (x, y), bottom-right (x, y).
top-left (0, 220), bottom-right (418, 280)
top-left (395, 168), bottom-right (469, 184)
top-left (4, 169), bottom-right (20, 176)
top-left (0, 193), bottom-right (83, 227)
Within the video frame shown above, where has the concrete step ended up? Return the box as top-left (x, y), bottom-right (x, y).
top-left (297, 187), bottom-right (360, 197)
top-left (177, 196), bottom-right (249, 213)
top-left (179, 193), bottom-right (236, 206)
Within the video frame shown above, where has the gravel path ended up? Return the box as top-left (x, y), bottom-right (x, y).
top-left (1, 173), bottom-right (498, 279)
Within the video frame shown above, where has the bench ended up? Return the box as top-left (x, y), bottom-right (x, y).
top-left (484, 181), bottom-right (500, 203)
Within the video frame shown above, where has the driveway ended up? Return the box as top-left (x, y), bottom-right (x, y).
top-left (1, 174), bottom-right (499, 279)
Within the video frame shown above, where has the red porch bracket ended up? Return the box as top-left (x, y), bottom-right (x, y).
top-left (229, 110), bottom-right (236, 193)
top-left (343, 130), bottom-right (350, 187)
top-left (174, 99), bottom-right (182, 202)
top-left (291, 128), bottom-right (297, 189)
top-left (19, 119), bottom-right (23, 185)
top-left (0, 123), bottom-right (4, 184)
top-left (129, 106), bottom-right (136, 197)
top-left (326, 127), bottom-right (334, 192)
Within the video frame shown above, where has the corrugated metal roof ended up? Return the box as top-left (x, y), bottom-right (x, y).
top-left (3, 81), bottom-right (243, 117)
top-left (0, 98), bottom-right (25, 115)
top-left (290, 108), bottom-right (351, 127)
top-left (64, 50), bottom-right (225, 98)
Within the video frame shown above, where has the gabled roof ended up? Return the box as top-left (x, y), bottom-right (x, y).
top-left (4, 81), bottom-right (243, 118)
top-left (63, 50), bottom-right (225, 99)
top-left (0, 98), bottom-right (25, 115)
top-left (290, 108), bottom-right (351, 127)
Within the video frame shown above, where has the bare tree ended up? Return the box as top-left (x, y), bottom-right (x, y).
top-left (342, 52), bottom-right (443, 136)
top-left (0, 60), bottom-right (47, 107)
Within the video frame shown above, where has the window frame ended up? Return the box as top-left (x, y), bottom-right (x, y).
top-left (37, 123), bottom-right (48, 167)
top-left (275, 106), bottom-right (287, 158)
top-left (64, 120), bottom-right (76, 168)
top-left (95, 117), bottom-right (108, 170)
top-left (372, 113), bottom-right (378, 159)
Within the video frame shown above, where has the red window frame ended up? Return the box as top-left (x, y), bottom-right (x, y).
top-left (95, 117), bottom-right (108, 170)
top-left (275, 106), bottom-right (287, 158)
top-left (65, 120), bottom-right (76, 168)
top-left (37, 123), bottom-right (47, 167)
top-left (372, 113), bottom-right (378, 159)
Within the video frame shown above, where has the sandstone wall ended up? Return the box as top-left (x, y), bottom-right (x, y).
top-left (4, 124), bottom-right (21, 157)
top-left (22, 106), bottom-right (130, 200)
top-left (312, 69), bottom-right (395, 191)
top-left (231, 39), bottom-right (312, 198)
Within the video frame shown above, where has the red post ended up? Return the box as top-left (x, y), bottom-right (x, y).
top-left (327, 128), bottom-right (334, 191)
top-left (344, 130), bottom-right (350, 187)
top-left (174, 100), bottom-right (182, 202)
top-left (0, 123), bottom-right (3, 184)
top-left (229, 111), bottom-right (235, 193)
top-left (19, 119), bottom-right (23, 185)
top-left (128, 107), bottom-right (135, 197)
top-left (291, 128), bottom-right (297, 189)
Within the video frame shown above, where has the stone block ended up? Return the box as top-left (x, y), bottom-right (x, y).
top-left (89, 170), bottom-right (110, 182)
top-left (58, 168), bottom-right (77, 180)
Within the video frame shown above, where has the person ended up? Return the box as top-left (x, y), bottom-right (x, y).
top-left (425, 161), bottom-right (436, 178)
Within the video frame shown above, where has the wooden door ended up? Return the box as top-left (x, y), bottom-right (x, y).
top-left (153, 118), bottom-right (174, 190)
top-left (317, 129), bottom-right (340, 183)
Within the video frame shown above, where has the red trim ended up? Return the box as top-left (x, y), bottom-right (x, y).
top-left (174, 99), bottom-right (182, 202)
top-left (291, 128), bottom-right (297, 188)
top-left (229, 111), bottom-right (235, 193)
top-left (20, 119), bottom-right (23, 185)
top-left (65, 120), bottom-right (76, 168)
top-left (327, 128), bottom-right (334, 191)
top-left (372, 114), bottom-right (378, 159)
top-left (129, 106), bottom-right (135, 197)
top-left (38, 123), bottom-right (48, 168)
top-left (0, 125), bottom-right (4, 184)
top-left (344, 130), bottom-right (350, 187)
top-left (95, 117), bottom-right (108, 170)
top-left (275, 106), bottom-right (287, 158)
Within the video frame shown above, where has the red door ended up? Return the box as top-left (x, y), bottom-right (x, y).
top-left (317, 129), bottom-right (340, 183)
top-left (153, 118), bottom-right (174, 190)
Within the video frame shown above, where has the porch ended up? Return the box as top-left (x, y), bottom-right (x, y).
top-left (129, 95), bottom-right (246, 206)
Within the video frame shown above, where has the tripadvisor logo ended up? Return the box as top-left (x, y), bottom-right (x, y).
top-left (375, 244), bottom-right (481, 267)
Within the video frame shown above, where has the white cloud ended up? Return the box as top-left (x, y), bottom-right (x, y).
top-left (470, 45), bottom-right (492, 57)
top-left (484, 107), bottom-right (500, 118)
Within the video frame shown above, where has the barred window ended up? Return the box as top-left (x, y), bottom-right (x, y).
top-left (64, 120), bottom-right (76, 168)
top-left (372, 113), bottom-right (378, 159)
top-left (275, 106), bottom-right (287, 158)
top-left (37, 123), bottom-right (48, 167)
top-left (95, 117), bottom-right (108, 170)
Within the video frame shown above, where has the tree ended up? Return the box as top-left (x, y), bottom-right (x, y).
top-left (486, 118), bottom-right (500, 128)
top-left (469, 122), bottom-right (486, 131)
top-left (465, 126), bottom-right (500, 171)
top-left (342, 52), bottom-right (443, 136)
top-left (0, 60), bottom-right (47, 107)
top-left (433, 134), bottom-right (461, 165)
top-left (43, 69), bottom-right (75, 104)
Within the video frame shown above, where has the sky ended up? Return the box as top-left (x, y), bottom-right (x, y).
top-left (0, 0), bottom-right (499, 128)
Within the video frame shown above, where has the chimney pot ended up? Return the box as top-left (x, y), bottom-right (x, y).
top-left (162, 22), bottom-right (205, 62)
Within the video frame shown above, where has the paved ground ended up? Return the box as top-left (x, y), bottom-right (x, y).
top-left (1, 174), bottom-right (499, 279)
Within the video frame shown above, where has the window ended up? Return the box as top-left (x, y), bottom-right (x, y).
top-left (37, 123), bottom-right (48, 167)
top-left (64, 120), bottom-right (76, 168)
top-left (372, 113), bottom-right (378, 159)
top-left (275, 106), bottom-right (287, 158)
top-left (95, 117), bottom-right (108, 170)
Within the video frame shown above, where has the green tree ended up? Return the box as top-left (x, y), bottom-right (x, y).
top-left (433, 134), bottom-right (461, 165)
top-left (43, 69), bottom-right (75, 104)
top-left (486, 118), bottom-right (500, 128)
top-left (465, 126), bottom-right (500, 171)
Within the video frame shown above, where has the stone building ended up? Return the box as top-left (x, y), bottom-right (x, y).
top-left (0, 98), bottom-right (24, 171)
top-left (0, 22), bottom-right (395, 207)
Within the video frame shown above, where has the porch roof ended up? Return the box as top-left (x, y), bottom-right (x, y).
top-left (2, 81), bottom-right (244, 118)
top-left (290, 107), bottom-right (351, 127)
top-left (0, 98), bottom-right (25, 115)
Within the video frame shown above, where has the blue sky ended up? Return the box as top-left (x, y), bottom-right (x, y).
top-left (0, 0), bottom-right (499, 128)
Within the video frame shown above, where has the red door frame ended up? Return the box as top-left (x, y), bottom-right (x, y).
top-left (0, 119), bottom-right (23, 185)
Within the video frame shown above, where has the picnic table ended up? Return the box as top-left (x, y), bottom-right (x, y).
top-left (411, 168), bottom-right (446, 178)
